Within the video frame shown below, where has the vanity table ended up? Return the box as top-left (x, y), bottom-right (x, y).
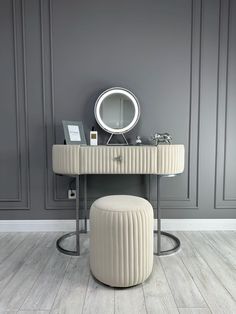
top-left (53, 86), bottom-right (185, 256)
top-left (52, 144), bottom-right (185, 256)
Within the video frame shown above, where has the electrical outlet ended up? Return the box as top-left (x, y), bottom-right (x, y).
top-left (68, 189), bottom-right (76, 199)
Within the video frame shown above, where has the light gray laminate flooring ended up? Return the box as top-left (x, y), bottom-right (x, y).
top-left (0, 231), bottom-right (235, 314)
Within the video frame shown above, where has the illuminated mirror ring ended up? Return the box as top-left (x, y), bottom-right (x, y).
top-left (94, 87), bottom-right (140, 134)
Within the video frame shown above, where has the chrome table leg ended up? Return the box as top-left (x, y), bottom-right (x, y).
top-left (155, 175), bottom-right (181, 256)
top-left (84, 175), bottom-right (88, 233)
top-left (56, 175), bottom-right (80, 256)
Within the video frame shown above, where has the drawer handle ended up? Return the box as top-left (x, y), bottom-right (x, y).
top-left (113, 155), bottom-right (122, 162)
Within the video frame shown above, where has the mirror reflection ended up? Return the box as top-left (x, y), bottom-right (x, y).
top-left (99, 94), bottom-right (135, 129)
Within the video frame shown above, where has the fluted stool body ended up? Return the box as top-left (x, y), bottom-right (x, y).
top-left (90, 195), bottom-right (153, 287)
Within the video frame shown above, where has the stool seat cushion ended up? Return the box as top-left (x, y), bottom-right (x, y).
top-left (93, 195), bottom-right (152, 212)
top-left (90, 195), bottom-right (153, 287)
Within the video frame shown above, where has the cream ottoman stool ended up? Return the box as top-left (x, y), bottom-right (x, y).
top-left (89, 195), bottom-right (154, 287)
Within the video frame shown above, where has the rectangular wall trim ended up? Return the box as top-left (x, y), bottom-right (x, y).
top-left (0, 0), bottom-right (30, 209)
top-left (43, 0), bottom-right (201, 210)
top-left (0, 219), bottom-right (235, 232)
top-left (215, 0), bottom-right (236, 209)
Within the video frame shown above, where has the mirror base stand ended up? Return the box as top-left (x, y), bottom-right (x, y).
top-left (106, 133), bottom-right (129, 145)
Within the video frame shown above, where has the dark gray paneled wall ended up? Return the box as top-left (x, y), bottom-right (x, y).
top-left (0, 0), bottom-right (235, 219)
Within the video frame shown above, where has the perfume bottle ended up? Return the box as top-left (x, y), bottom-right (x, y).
top-left (90, 126), bottom-right (98, 146)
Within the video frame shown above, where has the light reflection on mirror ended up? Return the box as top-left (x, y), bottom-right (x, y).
top-left (100, 94), bottom-right (135, 129)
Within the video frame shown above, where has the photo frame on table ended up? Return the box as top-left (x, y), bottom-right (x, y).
top-left (62, 120), bottom-right (87, 145)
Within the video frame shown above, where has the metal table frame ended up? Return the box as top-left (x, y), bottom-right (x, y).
top-left (56, 175), bottom-right (86, 256)
top-left (154, 175), bottom-right (180, 255)
top-left (56, 174), bottom-right (180, 256)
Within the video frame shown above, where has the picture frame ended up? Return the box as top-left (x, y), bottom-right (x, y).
top-left (62, 120), bottom-right (87, 145)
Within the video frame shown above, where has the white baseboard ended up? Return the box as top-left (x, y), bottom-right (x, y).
top-left (155, 219), bottom-right (236, 231)
top-left (0, 220), bottom-right (76, 232)
top-left (0, 219), bottom-right (235, 232)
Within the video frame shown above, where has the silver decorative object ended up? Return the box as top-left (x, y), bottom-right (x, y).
top-left (136, 136), bottom-right (142, 145)
top-left (151, 132), bottom-right (172, 145)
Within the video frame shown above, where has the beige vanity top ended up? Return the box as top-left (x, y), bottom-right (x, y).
top-left (52, 144), bottom-right (185, 176)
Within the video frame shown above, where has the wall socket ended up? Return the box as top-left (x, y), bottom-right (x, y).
top-left (68, 189), bottom-right (76, 199)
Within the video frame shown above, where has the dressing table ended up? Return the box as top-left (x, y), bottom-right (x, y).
top-left (52, 87), bottom-right (185, 256)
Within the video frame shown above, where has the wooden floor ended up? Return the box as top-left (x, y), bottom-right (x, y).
top-left (0, 231), bottom-right (235, 314)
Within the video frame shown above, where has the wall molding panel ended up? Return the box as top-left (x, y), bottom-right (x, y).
top-left (158, 0), bottom-right (202, 209)
top-left (0, 0), bottom-right (30, 210)
top-left (42, 0), bottom-right (203, 211)
top-left (215, 0), bottom-right (236, 209)
top-left (40, 0), bottom-right (75, 210)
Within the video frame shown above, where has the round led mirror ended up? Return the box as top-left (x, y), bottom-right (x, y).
top-left (94, 87), bottom-right (140, 144)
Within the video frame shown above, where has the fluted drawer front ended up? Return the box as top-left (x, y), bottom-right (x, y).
top-left (80, 146), bottom-right (124, 174)
top-left (157, 144), bottom-right (185, 174)
top-left (52, 145), bottom-right (80, 175)
top-left (90, 195), bottom-right (154, 287)
top-left (81, 145), bottom-right (158, 174)
top-left (52, 144), bottom-right (185, 175)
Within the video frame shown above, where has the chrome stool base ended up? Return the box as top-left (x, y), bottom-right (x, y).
top-left (154, 230), bottom-right (180, 256)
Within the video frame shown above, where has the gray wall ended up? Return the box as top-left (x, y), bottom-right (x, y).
top-left (0, 0), bottom-right (236, 219)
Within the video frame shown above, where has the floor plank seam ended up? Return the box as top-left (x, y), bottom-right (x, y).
top-left (159, 233), bottom-right (209, 312)
top-left (50, 255), bottom-right (72, 312)
top-left (199, 231), bottom-right (227, 261)
top-left (141, 283), bottom-right (148, 314)
top-left (18, 235), bottom-right (63, 312)
top-left (81, 274), bottom-right (91, 314)
top-left (0, 233), bottom-right (46, 310)
top-left (179, 232), bottom-right (231, 314)
top-left (157, 255), bottom-right (180, 313)
top-left (17, 256), bottom-right (46, 310)
top-left (0, 232), bottom-right (29, 265)
top-left (177, 253), bottom-right (214, 314)
top-left (200, 231), bottom-right (235, 269)
top-left (185, 232), bottom-right (236, 303)
top-left (178, 232), bottom-right (212, 310)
